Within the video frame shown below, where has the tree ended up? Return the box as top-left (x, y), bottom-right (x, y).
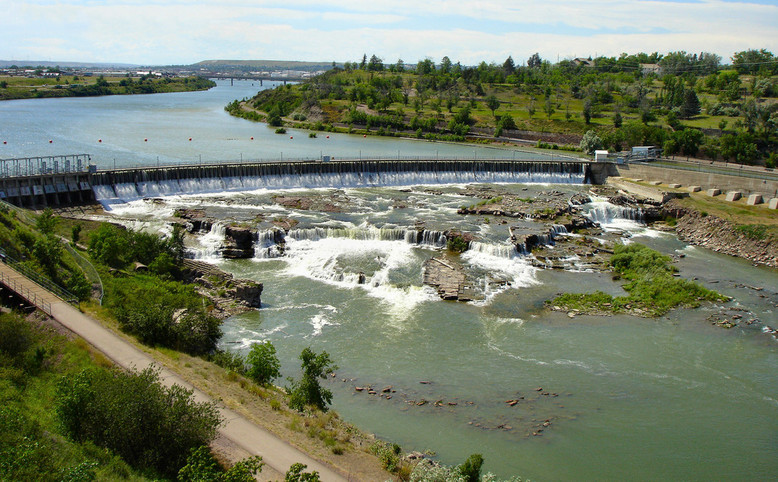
top-left (613, 110), bottom-right (623, 128)
top-left (580, 129), bottom-right (604, 155)
top-left (246, 341), bottom-right (281, 386)
top-left (544, 97), bottom-right (555, 119)
top-left (56, 367), bottom-right (222, 477)
top-left (732, 49), bottom-right (777, 75)
top-left (367, 55), bottom-right (383, 72)
top-left (285, 463), bottom-right (321, 482)
top-left (178, 446), bottom-right (264, 481)
top-left (528, 53), bottom-right (542, 69)
top-left (582, 100), bottom-right (592, 124)
top-left (440, 56), bottom-right (452, 74)
top-left (680, 89), bottom-right (701, 119)
top-left (35, 208), bottom-right (58, 235)
top-left (359, 54), bottom-right (367, 70)
top-left (485, 95), bottom-right (500, 117)
top-left (288, 348), bottom-right (337, 412)
top-left (503, 56), bottom-right (515, 75)
top-left (459, 453), bottom-right (484, 482)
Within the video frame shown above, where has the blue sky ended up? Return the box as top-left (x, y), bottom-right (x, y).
top-left (2, 0), bottom-right (777, 65)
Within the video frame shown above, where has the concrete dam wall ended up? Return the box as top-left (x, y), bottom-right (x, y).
top-left (1, 158), bottom-right (595, 208)
top-left (91, 159), bottom-right (593, 207)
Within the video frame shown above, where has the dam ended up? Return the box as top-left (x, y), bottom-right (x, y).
top-left (0, 156), bottom-right (600, 208)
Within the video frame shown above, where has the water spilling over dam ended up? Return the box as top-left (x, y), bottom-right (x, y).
top-left (89, 158), bottom-right (592, 207)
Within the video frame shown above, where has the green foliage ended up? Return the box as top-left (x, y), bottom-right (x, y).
top-left (106, 275), bottom-right (221, 355)
top-left (246, 341), bottom-right (281, 386)
top-left (35, 208), bottom-right (58, 235)
top-left (446, 235), bottom-right (470, 253)
top-left (178, 446), bottom-right (264, 482)
top-left (579, 129), bottom-right (604, 155)
top-left (458, 453), bottom-right (484, 482)
top-left (734, 224), bottom-right (768, 240)
top-left (370, 441), bottom-right (402, 473)
top-left (0, 312), bottom-right (148, 481)
top-left (56, 366), bottom-right (222, 477)
top-left (88, 222), bottom-right (182, 270)
top-left (287, 348), bottom-right (337, 412)
top-left (549, 244), bottom-right (727, 316)
top-left (284, 463), bottom-right (321, 482)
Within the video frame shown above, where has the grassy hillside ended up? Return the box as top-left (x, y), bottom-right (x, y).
top-left (226, 52), bottom-right (778, 165)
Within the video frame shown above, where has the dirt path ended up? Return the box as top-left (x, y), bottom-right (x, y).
top-left (0, 263), bottom-right (348, 481)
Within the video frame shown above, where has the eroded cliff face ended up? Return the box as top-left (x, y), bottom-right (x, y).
top-left (664, 200), bottom-right (778, 268)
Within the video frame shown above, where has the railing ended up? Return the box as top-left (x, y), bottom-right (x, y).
top-left (63, 242), bottom-right (103, 305)
top-left (0, 268), bottom-right (53, 315)
top-left (95, 153), bottom-right (589, 172)
top-left (636, 159), bottom-right (778, 183)
top-left (0, 249), bottom-right (77, 304)
top-left (0, 154), bottom-right (92, 178)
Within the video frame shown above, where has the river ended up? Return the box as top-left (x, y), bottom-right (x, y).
top-left (2, 81), bottom-right (777, 480)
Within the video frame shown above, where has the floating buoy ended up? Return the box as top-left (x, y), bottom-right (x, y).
top-left (290, 136), bottom-right (293, 139)
top-left (2, 141), bottom-right (6, 145)
top-left (363, 134), bottom-right (367, 138)
top-left (250, 136), bottom-right (254, 140)
top-left (144, 138), bottom-right (148, 142)
top-left (326, 135), bottom-right (329, 139)
top-left (98, 139), bottom-right (102, 143)
top-left (188, 137), bottom-right (192, 141)
top-left (49, 140), bottom-right (53, 143)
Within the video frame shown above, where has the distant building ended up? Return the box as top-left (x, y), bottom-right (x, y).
top-left (572, 58), bottom-right (595, 68)
top-left (640, 63), bottom-right (663, 76)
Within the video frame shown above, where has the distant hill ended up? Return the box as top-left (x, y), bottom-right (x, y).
top-left (194, 60), bottom-right (335, 72)
top-left (0, 60), bottom-right (138, 69)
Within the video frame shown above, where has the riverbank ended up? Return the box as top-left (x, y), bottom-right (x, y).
top-left (0, 74), bottom-right (215, 101)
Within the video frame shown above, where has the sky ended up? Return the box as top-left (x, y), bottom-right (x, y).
top-left (2, 0), bottom-right (778, 66)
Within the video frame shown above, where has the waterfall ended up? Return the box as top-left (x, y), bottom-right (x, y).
top-left (468, 241), bottom-right (519, 259)
top-left (254, 229), bottom-right (283, 259)
top-left (188, 222), bottom-right (226, 260)
top-left (91, 161), bottom-right (588, 210)
top-left (583, 201), bottom-right (644, 225)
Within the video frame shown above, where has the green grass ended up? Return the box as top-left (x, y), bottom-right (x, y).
top-left (0, 312), bottom-right (151, 481)
top-left (548, 243), bottom-right (728, 317)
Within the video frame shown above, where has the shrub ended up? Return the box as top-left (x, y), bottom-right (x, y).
top-left (56, 367), bottom-right (222, 477)
top-left (287, 348), bottom-right (337, 412)
top-left (246, 341), bottom-right (281, 386)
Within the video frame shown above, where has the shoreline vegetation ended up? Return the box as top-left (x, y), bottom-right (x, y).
top-left (0, 74), bottom-right (215, 101)
top-left (225, 49), bottom-right (777, 167)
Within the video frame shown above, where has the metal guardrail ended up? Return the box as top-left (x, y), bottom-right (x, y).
top-left (0, 249), bottom-right (77, 304)
top-left (63, 242), bottom-right (103, 305)
top-left (638, 159), bottom-right (778, 183)
top-left (0, 268), bottom-right (53, 315)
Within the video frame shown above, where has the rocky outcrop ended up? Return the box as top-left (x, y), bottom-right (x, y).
top-left (181, 259), bottom-right (263, 318)
top-left (423, 257), bottom-right (478, 301)
top-left (222, 226), bottom-right (255, 259)
top-left (664, 201), bottom-right (778, 268)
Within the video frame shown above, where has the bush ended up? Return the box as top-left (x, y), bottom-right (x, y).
top-left (246, 341), bottom-right (281, 386)
top-left (287, 348), bottom-right (337, 412)
top-left (56, 366), bottom-right (222, 477)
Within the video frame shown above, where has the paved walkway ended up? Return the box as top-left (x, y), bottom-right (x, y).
top-left (0, 262), bottom-right (348, 481)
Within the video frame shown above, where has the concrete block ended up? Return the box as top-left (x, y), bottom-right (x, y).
top-left (649, 180), bottom-right (662, 186)
top-left (632, 179), bottom-right (644, 183)
top-left (768, 198), bottom-right (778, 209)
top-left (747, 193), bottom-right (764, 205)
top-left (725, 191), bottom-right (742, 202)
top-left (688, 186), bottom-right (701, 192)
top-left (706, 188), bottom-right (721, 197)
top-left (668, 183), bottom-right (682, 189)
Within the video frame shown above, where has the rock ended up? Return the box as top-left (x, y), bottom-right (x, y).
top-left (228, 279), bottom-right (263, 308)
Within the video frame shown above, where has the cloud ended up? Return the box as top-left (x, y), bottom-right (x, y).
top-left (2, 0), bottom-right (776, 64)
